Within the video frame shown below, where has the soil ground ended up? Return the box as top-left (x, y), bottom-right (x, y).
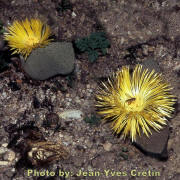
top-left (0, 0), bottom-right (180, 180)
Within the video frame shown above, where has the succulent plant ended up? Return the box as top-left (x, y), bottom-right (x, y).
top-left (75, 32), bottom-right (110, 62)
top-left (96, 65), bottom-right (176, 141)
top-left (4, 18), bottom-right (52, 59)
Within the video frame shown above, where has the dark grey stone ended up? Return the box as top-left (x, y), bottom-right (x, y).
top-left (134, 125), bottom-right (169, 159)
top-left (22, 42), bottom-right (75, 80)
top-left (133, 58), bottom-right (170, 159)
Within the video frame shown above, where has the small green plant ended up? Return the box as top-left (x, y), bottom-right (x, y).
top-left (116, 147), bottom-right (129, 161)
top-left (75, 32), bottom-right (110, 62)
top-left (84, 114), bottom-right (101, 126)
top-left (121, 147), bottom-right (128, 152)
top-left (118, 152), bottom-right (128, 160)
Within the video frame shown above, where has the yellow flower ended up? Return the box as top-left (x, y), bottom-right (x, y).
top-left (4, 18), bottom-right (52, 59)
top-left (96, 65), bottom-right (176, 142)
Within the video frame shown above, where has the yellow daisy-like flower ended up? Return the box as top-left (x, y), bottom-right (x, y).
top-left (4, 18), bottom-right (52, 59)
top-left (96, 65), bottom-right (176, 142)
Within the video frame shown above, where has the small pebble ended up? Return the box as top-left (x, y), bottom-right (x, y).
top-left (0, 161), bottom-right (10, 166)
top-left (58, 110), bottom-right (83, 120)
top-left (167, 138), bottom-right (174, 150)
top-left (2, 143), bottom-right (8, 148)
top-left (72, 11), bottom-right (77, 17)
top-left (103, 142), bottom-right (112, 151)
top-left (3, 150), bottom-right (16, 162)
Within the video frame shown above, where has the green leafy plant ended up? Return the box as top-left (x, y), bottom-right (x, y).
top-left (116, 147), bottom-right (129, 161)
top-left (121, 147), bottom-right (128, 152)
top-left (118, 152), bottom-right (128, 160)
top-left (75, 32), bottom-right (110, 62)
top-left (84, 114), bottom-right (101, 126)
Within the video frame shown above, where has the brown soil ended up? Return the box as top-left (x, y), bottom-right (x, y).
top-left (0, 0), bottom-right (180, 180)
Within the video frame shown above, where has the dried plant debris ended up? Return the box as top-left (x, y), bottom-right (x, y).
top-left (5, 122), bottom-right (69, 168)
top-left (32, 96), bottom-right (41, 109)
top-left (8, 81), bottom-right (21, 91)
top-left (52, 81), bottom-right (68, 93)
top-left (27, 141), bottom-right (69, 166)
top-left (43, 113), bottom-right (61, 131)
top-left (123, 43), bottom-right (153, 64)
top-left (41, 96), bottom-right (54, 111)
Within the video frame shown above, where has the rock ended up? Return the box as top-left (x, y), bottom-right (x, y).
top-left (0, 146), bottom-right (7, 154)
top-left (0, 161), bottom-right (10, 166)
top-left (63, 135), bottom-right (73, 143)
top-left (22, 42), bottom-right (75, 80)
top-left (167, 138), bottom-right (174, 151)
top-left (0, 147), bottom-right (16, 166)
top-left (103, 142), bottom-right (112, 151)
top-left (3, 150), bottom-right (16, 162)
top-left (2, 143), bottom-right (8, 148)
top-left (134, 58), bottom-right (171, 159)
top-left (134, 125), bottom-right (169, 159)
top-left (58, 110), bottom-right (83, 120)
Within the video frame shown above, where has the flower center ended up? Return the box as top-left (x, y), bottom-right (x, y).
top-left (26, 36), bottom-right (39, 47)
top-left (124, 96), bottom-right (144, 112)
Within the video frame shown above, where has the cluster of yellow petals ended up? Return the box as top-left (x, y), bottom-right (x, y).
top-left (96, 65), bottom-right (176, 141)
top-left (4, 18), bottom-right (52, 59)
